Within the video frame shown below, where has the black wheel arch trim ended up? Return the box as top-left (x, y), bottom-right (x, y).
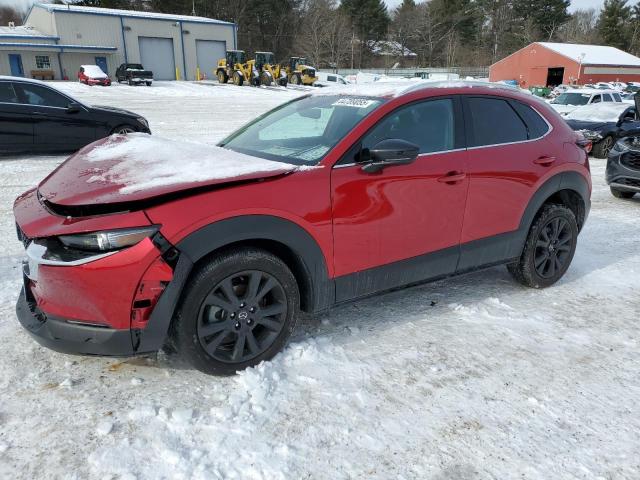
top-left (136, 215), bottom-right (334, 354)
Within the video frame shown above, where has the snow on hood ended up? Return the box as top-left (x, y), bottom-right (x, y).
top-left (81, 65), bottom-right (108, 79)
top-left (38, 134), bottom-right (299, 207)
top-left (85, 134), bottom-right (294, 194)
top-left (565, 103), bottom-right (630, 122)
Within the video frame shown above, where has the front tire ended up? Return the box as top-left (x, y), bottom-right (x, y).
top-left (610, 187), bottom-right (636, 199)
top-left (592, 135), bottom-right (614, 159)
top-left (111, 125), bottom-right (136, 135)
top-left (233, 71), bottom-right (244, 86)
top-left (173, 248), bottom-right (299, 375)
top-left (507, 204), bottom-right (578, 288)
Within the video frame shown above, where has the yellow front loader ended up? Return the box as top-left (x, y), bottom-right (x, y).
top-left (216, 50), bottom-right (260, 86)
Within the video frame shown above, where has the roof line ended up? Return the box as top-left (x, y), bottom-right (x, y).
top-left (0, 42), bottom-right (117, 51)
top-left (33, 3), bottom-right (234, 26)
top-left (0, 34), bottom-right (60, 40)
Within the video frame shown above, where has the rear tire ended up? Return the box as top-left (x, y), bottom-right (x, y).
top-left (128, 79), bottom-right (134, 86)
top-left (172, 248), bottom-right (299, 375)
top-left (592, 135), bottom-right (614, 158)
top-left (217, 70), bottom-right (228, 84)
top-left (290, 73), bottom-right (301, 85)
top-left (507, 204), bottom-right (578, 288)
top-left (610, 187), bottom-right (636, 199)
top-left (146, 81), bottom-right (152, 86)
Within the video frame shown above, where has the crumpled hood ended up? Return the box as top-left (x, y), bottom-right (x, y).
top-left (565, 119), bottom-right (610, 131)
top-left (38, 134), bottom-right (298, 207)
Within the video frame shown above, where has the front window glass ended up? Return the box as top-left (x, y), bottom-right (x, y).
top-left (591, 95), bottom-right (602, 103)
top-left (221, 95), bottom-right (384, 165)
top-left (15, 84), bottom-right (70, 108)
top-left (552, 93), bottom-right (590, 106)
top-left (362, 98), bottom-right (455, 154)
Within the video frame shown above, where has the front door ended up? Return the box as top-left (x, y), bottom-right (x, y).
top-left (331, 97), bottom-right (469, 301)
top-left (9, 54), bottom-right (24, 77)
top-left (13, 82), bottom-right (96, 151)
top-left (95, 57), bottom-right (108, 75)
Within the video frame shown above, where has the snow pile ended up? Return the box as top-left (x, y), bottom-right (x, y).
top-left (84, 134), bottom-right (296, 193)
top-left (565, 102), bottom-right (630, 122)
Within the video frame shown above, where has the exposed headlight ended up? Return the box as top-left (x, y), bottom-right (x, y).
top-left (579, 129), bottom-right (603, 141)
top-left (613, 136), bottom-right (640, 153)
top-left (136, 117), bottom-right (149, 129)
top-left (58, 226), bottom-right (158, 252)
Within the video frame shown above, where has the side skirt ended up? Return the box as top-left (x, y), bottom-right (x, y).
top-left (335, 231), bottom-right (522, 304)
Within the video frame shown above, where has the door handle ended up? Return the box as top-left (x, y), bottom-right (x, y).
top-left (534, 156), bottom-right (556, 166)
top-left (437, 171), bottom-right (467, 184)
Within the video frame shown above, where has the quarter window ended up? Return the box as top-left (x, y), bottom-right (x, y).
top-left (14, 83), bottom-right (69, 108)
top-left (467, 97), bottom-right (527, 147)
top-left (0, 82), bottom-right (19, 103)
top-left (35, 55), bottom-right (51, 69)
top-left (510, 100), bottom-right (550, 139)
top-left (362, 98), bottom-right (455, 154)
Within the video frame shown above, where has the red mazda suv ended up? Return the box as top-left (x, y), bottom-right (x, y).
top-left (14, 82), bottom-right (592, 375)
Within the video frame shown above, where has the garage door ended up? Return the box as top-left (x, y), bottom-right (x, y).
top-left (196, 40), bottom-right (226, 79)
top-left (138, 37), bottom-right (176, 80)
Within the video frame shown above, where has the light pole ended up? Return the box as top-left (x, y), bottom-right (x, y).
top-left (192, 0), bottom-right (196, 16)
top-left (577, 53), bottom-right (585, 85)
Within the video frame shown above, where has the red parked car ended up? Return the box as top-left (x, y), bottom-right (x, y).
top-left (78, 65), bottom-right (111, 86)
top-left (14, 82), bottom-right (592, 375)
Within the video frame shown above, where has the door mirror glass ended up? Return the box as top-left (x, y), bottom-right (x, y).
top-left (361, 138), bottom-right (419, 173)
top-left (67, 102), bottom-right (82, 113)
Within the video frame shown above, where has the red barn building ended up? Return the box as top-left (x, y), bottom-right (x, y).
top-left (490, 42), bottom-right (640, 88)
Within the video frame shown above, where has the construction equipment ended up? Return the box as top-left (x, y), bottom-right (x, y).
top-left (216, 50), bottom-right (259, 87)
top-left (284, 57), bottom-right (318, 86)
top-left (254, 51), bottom-right (288, 87)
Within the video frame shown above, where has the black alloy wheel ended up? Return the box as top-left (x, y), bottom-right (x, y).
top-left (197, 270), bottom-right (287, 364)
top-left (172, 248), bottom-right (299, 375)
top-left (533, 216), bottom-right (573, 279)
top-left (507, 204), bottom-right (578, 288)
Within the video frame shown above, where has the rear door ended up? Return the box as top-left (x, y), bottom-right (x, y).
top-left (331, 97), bottom-right (469, 300)
top-left (459, 96), bottom-right (553, 270)
top-left (0, 81), bottom-right (33, 150)
top-left (14, 82), bottom-right (97, 151)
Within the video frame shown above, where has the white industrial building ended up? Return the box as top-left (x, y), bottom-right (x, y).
top-left (0, 3), bottom-right (237, 81)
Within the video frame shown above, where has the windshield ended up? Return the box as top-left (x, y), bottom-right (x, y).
top-left (221, 95), bottom-right (384, 165)
top-left (552, 93), bottom-right (590, 106)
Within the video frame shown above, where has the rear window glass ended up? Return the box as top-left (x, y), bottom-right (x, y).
top-left (467, 97), bottom-right (527, 147)
top-left (0, 82), bottom-right (18, 103)
top-left (510, 100), bottom-right (550, 139)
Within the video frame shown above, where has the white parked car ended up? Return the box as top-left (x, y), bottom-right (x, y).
top-left (611, 81), bottom-right (628, 91)
top-left (549, 88), bottom-right (623, 116)
top-left (315, 71), bottom-right (350, 87)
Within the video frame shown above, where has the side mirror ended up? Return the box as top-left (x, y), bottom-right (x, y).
top-left (361, 139), bottom-right (419, 174)
top-left (66, 102), bottom-right (82, 114)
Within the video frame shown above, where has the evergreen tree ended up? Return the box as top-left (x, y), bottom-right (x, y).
top-left (341, 0), bottom-right (389, 41)
top-left (598, 0), bottom-right (632, 50)
top-left (514, 0), bottom-right (570, 41)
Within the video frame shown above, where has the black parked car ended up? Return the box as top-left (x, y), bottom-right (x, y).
top-left (115, 63), bottom-right (153, 86)
top-left (0, 76), bottom-right (150, 154)
top-left (565, 101), bottom-right (640, 158)
top-left (606, 136), bottom-right (640, 199)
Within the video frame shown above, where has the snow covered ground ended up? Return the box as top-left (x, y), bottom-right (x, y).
top-left (1, 81), bottom-right (639, 480)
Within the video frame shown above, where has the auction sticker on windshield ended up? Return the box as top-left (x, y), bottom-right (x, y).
top-left (332, 98), bottom-right (377, 108)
